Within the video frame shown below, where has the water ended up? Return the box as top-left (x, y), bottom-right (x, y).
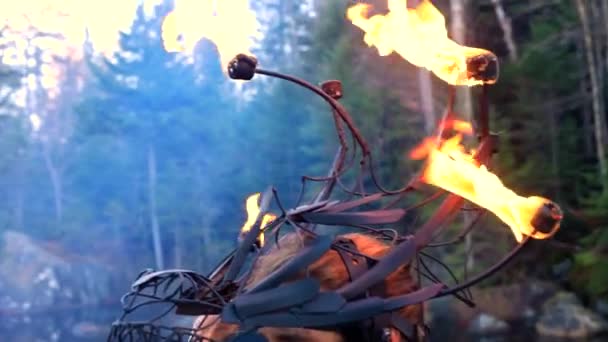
top-left (429, 321), bottom-right (607, 342)
top-left (0, 307), bottom-right (117, 342)
top-left (1, 308), bottom-right (606, 342)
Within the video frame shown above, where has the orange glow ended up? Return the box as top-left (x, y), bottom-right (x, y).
top-left (240, 193), bottom-right (277, 247)
top-left (448, 119), bottom-right (474, 135)
top-left (409, 137), bottom-right (437, 160)
top-left (161, 0), bottom-right (260, 69)
top-left (347, 0), bottom-right (496, 86)
top-left (410, 124), bottom-right (560, 242)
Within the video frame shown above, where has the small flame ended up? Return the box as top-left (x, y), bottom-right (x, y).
top-left (161, 11), bottom-right (184, 53)
top-left (347, 0), bottom-right (496, 86)
top-left (410, 124), bottom-right (560, 242)
top-left (448, 119), bottom-right (474, 135)
top-left (240, 193), bottom-right (277, 247)
top-left (161, 0), bottom-right (260, 69)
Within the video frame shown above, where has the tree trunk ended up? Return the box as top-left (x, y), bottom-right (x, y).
top-left (602, 0), bottom-right (608, 75)
top-left (450, 0), bottom-right (474, 120)
top-left (575, 37), bottom-right (595, 157)
top-left (548, 102), bottom-right (561, 200)
top-left (193, 162), bottom-right (213, 273)
top-left (42, 142), bottom-right (63, 222)
top-left (173, 226), bottom-right (183, 268)
top-left (199, 209), bottom-right (214, 272)
top-left (13, 156), bottom-right (25, 230)
top-left (490, 0), bottom-right (518, 62)
top-left (591, 0), bottom-right (607, 182)
top-left (418, 69), bottom-right (436, 134)
top-left (148, 145), bottom-right (165, 270)
top-left (575, 0), bottom-right (608, 181)
top-left (591, 0), bottom-right (605, 111)
top-left (450, 0), bottom-right (475, 271)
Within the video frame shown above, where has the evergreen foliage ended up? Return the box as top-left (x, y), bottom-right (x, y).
top-left (0, 0), bottom-right (607, 304)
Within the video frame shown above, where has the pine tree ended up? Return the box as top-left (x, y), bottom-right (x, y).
top-left (240, 0), bottom-right (329, 206)
top-left (78, 0), bottom-right (237, 270)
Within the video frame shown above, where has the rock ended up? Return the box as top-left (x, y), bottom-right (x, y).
top-left (424, 297), bottom-right (464, 340)
top-left (450, 280), bottom-right (558, 324)
top-left (71, 321), bottom-right (110, 338)
top-left (536, 292), bottom-right (608, 338)
top-left (468, 313), bottom-right (509, 335)
top-left (0, 230), bottom-right (117, 314)
top-left (551, 259), bottom-right (572, 280)
top-left (594, 299), bottom-right (608, 317)
top-left (542, 291), bottom-right (582, 311)
top-left (522, 306), bottom-right (537, 325)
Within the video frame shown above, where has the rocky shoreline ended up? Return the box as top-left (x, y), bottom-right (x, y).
top-left (2, 229), bottom-right (606, 340)
top-left (426, 281), bottom-right (608, 340)
top-left (0, 231), bottom-right (123, 316)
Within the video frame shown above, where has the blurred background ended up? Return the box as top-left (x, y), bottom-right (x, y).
top-left (0, 0), bottom-right (607, 341)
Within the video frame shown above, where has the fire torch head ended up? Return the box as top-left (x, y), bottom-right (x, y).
top-left (466, 50), bottom-right (499, 85)
top-left (529, 199), bottom-right (563, 239)
top-left (227, 54), bottom-right (258, 80)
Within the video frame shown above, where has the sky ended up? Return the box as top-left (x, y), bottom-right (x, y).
top-left (0, 0), bottom-right (262, 129)
top-left (1, 0), bottom-right (262, 58)
top-left (1, 0), bottom-right (145, 56)
top-left (0, 0), bottom-right (150, 128)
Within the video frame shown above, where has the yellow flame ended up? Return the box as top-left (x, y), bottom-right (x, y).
top-left (410, 126), bottom-right (560, 242)
top-left (347, 0), bottom-right (495, 86)
top-left (451, 120), bottom-right (474, 135)
top-left (162, 11), bottom-right (184, 53)
top-left (240, 193), bottom-right (277, 247)
top-left (161, 0), bottom-right (260, 69)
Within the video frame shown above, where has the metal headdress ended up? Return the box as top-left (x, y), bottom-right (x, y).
top-left (107, 53), bottom-right (561, 342)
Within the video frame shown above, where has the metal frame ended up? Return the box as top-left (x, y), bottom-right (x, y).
top-left (107, 53), bottom-right (536, 342)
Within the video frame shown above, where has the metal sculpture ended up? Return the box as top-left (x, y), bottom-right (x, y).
top-left (107, 51), bottom-right (562, 342)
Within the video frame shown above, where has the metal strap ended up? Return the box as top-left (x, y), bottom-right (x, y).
top-left (334, 238), bottom-right (369, 281)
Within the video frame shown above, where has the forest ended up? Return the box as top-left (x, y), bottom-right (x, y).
top-left (0, 0), bottom-right (607, 341)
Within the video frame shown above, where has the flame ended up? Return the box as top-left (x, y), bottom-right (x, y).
top-left (410, 124), bottom-right (561, 242)
top-left (161, 11), bottom-right (184, 53)
top-left (240, 193), bottom-right (277, 247)
top-left (347, 0), bottom-right (496, 86)
top-left (161, 0), bottom-right (260, 69)
top-left (448, 119), bottom-right (474, 135)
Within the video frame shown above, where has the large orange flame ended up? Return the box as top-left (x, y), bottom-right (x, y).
top-left (161, 0), bottom-right (260, 69)
top-left (410, 124), bottom-right (561, 242)
top-left (347, 0), bottom-right (496, 86)
top-left (240, 193), bottom-right (277, 247)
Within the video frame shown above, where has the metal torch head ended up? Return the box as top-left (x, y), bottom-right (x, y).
top-left (529, 200), bottom-right (563, 239)
top-left (227, 54), bottom-right (258, 80)
top-left (321, 80), bottom-right (343, 99)
top-left (466, 51), bottom-right (499, 85)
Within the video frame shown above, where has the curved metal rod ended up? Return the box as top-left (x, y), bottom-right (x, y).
top-left (254, 67), bottom-right (429, 196)
top-left (365, 153), bottom-right (416, 195)
top-left (427, 210), bottom-right (486, 247)
top-left (433, 236), bottom-right (530, 298)
top-left (478, 84), bottom-right (490, 139)
top-left (255, 68), bottom-right (370, 156)
top-left (295, 132), bottom-right (358, 207)
top-left (207, 249), bottom-right (237, 280)
top-left (415, 255), bottom-right (474, 307)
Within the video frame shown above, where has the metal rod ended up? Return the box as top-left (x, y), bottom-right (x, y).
top-left (255, 68), bottom-right (370, 156)
top-left (478, 84), bottom-right (490, 139)
top-left (435, 236), bottom-right (529, 298)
